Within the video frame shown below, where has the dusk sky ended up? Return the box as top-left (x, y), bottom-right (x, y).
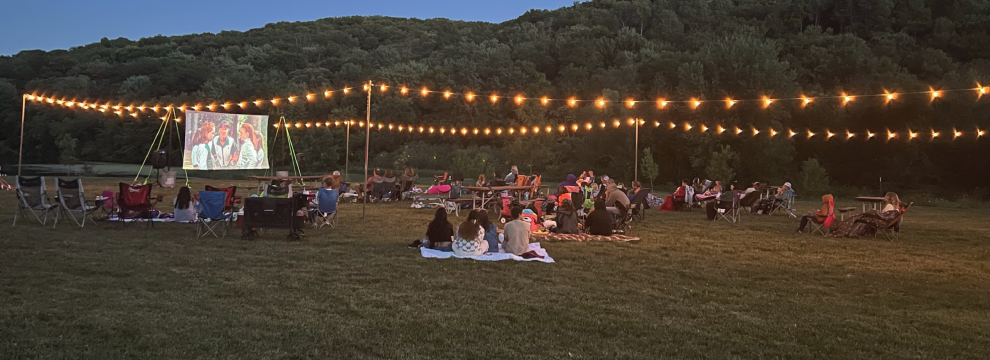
top-left (0, 0), bottom-right (579, 55)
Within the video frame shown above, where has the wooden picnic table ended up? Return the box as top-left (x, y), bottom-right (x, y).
top-left (462, 185), bottom-right (533, 210)
top-left (246, 175), bottom-right (330, 195)
top-left (854, 196), bottom-right (886, 213)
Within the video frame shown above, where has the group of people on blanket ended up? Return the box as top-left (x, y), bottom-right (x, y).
top-left (411, 207), bottom-right (540, 258)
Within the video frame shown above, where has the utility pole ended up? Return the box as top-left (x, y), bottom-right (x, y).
top-left (18, 95), bottom-right (26, 176)
top-left (363, 81), bottom-right (372, 218)
top-left (634, 118), bottom-right (640, 182)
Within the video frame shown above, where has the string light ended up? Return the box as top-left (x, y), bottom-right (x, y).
top-left (657, 98), bottom-right (668, 109)
top-left (726, 98), bottom-right (735, 109)
top-left (930, 89), bottom-right (941, 100)
top-left (931, 130), bottom-right (940, 139)
top-left (343, 87), bottom-right (350, 95)
top-left (888, 131), bottom-right (897, 139)
top-left (421, 87), bottom-right (429, 97)
top-left (400, 87), bottom-right (408, 95)
top-left (465, 92), bottom-right (475, 102)
top-left (954, 129), bottom-right (962, 139)
top-left (842, 93), bottom-right (854, 105)
top-left (490, 94), bottom-right (499, 103)
top-left (541, 96), bottom-right (550, 106)
top-left (762, 96), bottom-right (774, 108)
top-left (444, 91), bottom-right (452, 99)
top-left (847, 131), bottom-right (855, 139)
top-left (885, 91), bottom-right (897, 104)
top-left (735, 127), bottom-right (743, 135)
top-left (626, 99), bottom-right (636, 108)
top-left (515, 95), bottom-right (524, 105)
top-left (380, 84), bottom-right (388, 92)
top-left (827, 131), bottom-right (835, 139)
top-left (691, 98), bottom-right (701, 109)
top-left (868, 131), bottom-right (876, 139)
top-left (325, 90), bottom-right (333, 98)
top-left (568, 97), bottom-right (578, 107)
top-left (807, 130), bottom-right (816, 139)
top-left (597, 98), bottom-right (607, 108)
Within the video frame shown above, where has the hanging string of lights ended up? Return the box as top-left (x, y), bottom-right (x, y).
top-left (269, 117), bottom-right (985, 141)
top-left (22, 81), bottom-right (990, 116)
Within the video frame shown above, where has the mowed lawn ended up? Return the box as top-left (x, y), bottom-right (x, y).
top-left (1, 178), bottom-right (988, 359)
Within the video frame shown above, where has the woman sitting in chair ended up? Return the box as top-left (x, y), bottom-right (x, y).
top-left (658, 179), bottom-right (689, 211)
top-left (830, 192), bottom-right (907, 238)
top-left (796, 194), bottom-right (833, 233)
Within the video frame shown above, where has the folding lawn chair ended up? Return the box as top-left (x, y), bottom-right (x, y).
top-left (53, 178), bottom-right (99, 229)
top-left (197, 191), bottom-right (229, 238)
top-left (98, 190), bottom-right (116, 220)
top-left (205, 185), bottom-right (239, 215)
top-left (611, 201), bottom-right (631, 234)
top-left (381, 178), bottom-right (396, 202)
top-left (117, 182), bottom-right (156, 226)
top-left (876, 202), bottom-right (912, 240)
top-left (715, 190), bottom-right (742, 223)
top-left (769, 189), bottom-right (796, 217)
top-left (312, 187), bottom-right (339, 229)
top-left (628, 188), bottom-right (651, 221)
top-left (14, 176), bottom-right (56, 226)
top-left (808, 200), bottom-right (836, 236)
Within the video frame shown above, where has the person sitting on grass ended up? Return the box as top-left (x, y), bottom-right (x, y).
top-left (796, 194), bottom-right (834, 233)
top-left (452, 210), bottom-right (489, 256)
top-left (553, 199), bottom-right (580, 234)
top-left (502, 206), bottom-right (531, 256)
top-left (477, 211), bottom-right (500, 253)
top-left (409, 208), bottom-right (454, 250)
top-left (585, 199), bottom-right (613, 236)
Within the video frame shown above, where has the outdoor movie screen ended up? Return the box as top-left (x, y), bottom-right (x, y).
top-left (183, 111), bottom-right (269, 170)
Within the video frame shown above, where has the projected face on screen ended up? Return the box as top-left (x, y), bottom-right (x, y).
top-left (183, 111), bottom-right (269, 170)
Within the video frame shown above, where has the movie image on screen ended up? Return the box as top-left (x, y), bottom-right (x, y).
top-left (183, 111), bottom-right (269, 170)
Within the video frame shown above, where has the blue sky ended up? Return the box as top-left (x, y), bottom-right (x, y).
top-left (1, 0), bottom-right (579, 55)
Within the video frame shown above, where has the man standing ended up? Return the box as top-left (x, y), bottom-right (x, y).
top-left (502, 206), bottom-right (530, 256)
top-left (208, 120), bottom-right (236, 169)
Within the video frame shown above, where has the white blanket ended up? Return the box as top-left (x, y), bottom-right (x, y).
top-left (420, 243), bottom-right (554, 263)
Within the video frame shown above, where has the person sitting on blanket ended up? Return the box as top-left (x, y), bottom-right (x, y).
top-left (553, 199), bottom-right (580, 234)
top-left (658, 179), bottom-right (689, 211)
top-left (604, 180), bottom-right (631, 216)
top-left (503, 206), bottom-right (531, 255)
top-left (453, 210), bottom-right (489, 256)
top-left (796, 194), bottom-right (833, 233)
top-left (173, 186), bottom-right (198, 223)
top-left (408, 208), bottom-right (454, 250)
top-left (586, 199), bottom-right (614, 236)
top-left (477, 210), bottom-right (501, 253)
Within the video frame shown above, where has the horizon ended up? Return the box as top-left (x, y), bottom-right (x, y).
top-left (0, 0), bottom-right (579, 56)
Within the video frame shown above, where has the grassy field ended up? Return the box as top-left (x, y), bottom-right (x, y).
top-left (1, 177), bottom-right (988, 359)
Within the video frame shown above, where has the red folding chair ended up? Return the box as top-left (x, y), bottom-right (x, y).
top-left (117, 183), bottom-right (155, 226)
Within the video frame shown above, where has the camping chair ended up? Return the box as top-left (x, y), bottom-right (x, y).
top-left (808, 200), bottom-right (836, 236)
top-left (53, 178), bottom-right (99, 229)
top-left (381, 178), bottom-right (396, 202)
top-left (526, 175), bottom-right (542, 199)
top-left (740, 185), bottom-right (766, 214)
top-left (611, 201), bottom-right (631, 234)
top-left (399, 179), bottom-right (414, 200)
top-left (117, 182), bottom-right (155, 226)
top-left (197, 191), bottom-right (229, 238)
top-left (98, 190), bottom-right (116, 220)
top-left (205, 185), bottom-right (239, 214)
top-left (13, 176), bottom-right (56, 226)
top-left (715, 190), bottom-right (742, 224)
top-left (769, 189), bottom-right (796, 217)
top-left (312, 187), bottom-right (339, 229)
top-left (876, 202), bottom-right (912, 240)
top-left (628, 188), bottom-right (651, 221)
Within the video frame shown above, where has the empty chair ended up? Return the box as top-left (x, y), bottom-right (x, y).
top-left (117, 182), bottom-right (156, 226)
top-left (14, 176), bottom-right (56, 226)
top-left (714, 190), bottom-right (742, 224)
top-left (205, 185), bottom-right (238, 214)
top-left (312, 187), bottom-right (339, 229)
top-left (53, 178), bottom-right (98, 229)
top-left (98, 190), bottom-right (116, 220)
top-left (197, 191), bottom-right (229, 238)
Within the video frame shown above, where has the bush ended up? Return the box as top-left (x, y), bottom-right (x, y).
top-left (799, 158), bottom-right (830, 195)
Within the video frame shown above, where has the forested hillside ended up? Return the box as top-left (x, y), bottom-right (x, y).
top-left (1, 0), bottom-right (989, 192)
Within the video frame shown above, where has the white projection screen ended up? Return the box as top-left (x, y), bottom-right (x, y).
top-left (183, 111), bottom-right (269, 170)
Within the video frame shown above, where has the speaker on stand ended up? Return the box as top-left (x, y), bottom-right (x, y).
top-left (151, 150), bottom-right (167, 187)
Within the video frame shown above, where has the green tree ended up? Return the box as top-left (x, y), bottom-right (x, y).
top-left (705, 145), bottom-right (738, 185)
top-left (639, 147), bottom-right (659, 189)
top-left (799, 158), bottom-right (830, 195)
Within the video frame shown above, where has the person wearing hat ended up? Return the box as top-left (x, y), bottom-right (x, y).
top-left (504, 165), bottom-right (519, 184)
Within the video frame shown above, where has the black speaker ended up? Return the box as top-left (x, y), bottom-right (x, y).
top-left (151, 150), bottom-right (167, 169)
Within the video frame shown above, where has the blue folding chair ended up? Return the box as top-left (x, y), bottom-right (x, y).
top-left (197, 191), bottom-right (228, 238)
top-left (312, 187), bottom-right (339, 229)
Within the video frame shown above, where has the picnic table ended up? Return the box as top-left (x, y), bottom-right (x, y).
top-left (246, 175), bottom-right (329, 195)
top-left (462, 185), bottom-right (533, 211)
top-left (854, 196), bottom-right (886, 213)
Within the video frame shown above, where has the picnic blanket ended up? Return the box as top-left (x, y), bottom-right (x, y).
top-left (530, 233), bottom-right (640, 242)
top-left (420, 243), bottom-right (554, 263)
